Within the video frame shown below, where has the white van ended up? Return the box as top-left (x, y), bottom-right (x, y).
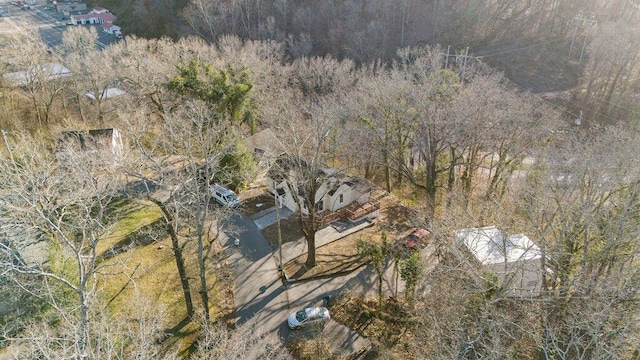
top-left (209, 184), bottom-right (240, 208)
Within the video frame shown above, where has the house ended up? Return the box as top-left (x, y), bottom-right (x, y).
top-left (85, 88), bottom-right (125, 101)
top-left (242, 128), bottom-right (285, 171)
top-left (454, 226), bottom-right (547, 298)
top-left (56, 2), bottom-right (87, 13)
top-left (266, 154), bottom-right (373, 216)
top-left (101, 23), bottom-right (121, 34)
top-left (55, 128), bottom-right (124, 164)
top-left (69, 6), bottom-right (115, 25)
top-left (2, 63), bottom-right (71, 87)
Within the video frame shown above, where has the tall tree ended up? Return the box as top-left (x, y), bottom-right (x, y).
top-left (359, 233), bottom-right (392, 309)
top-left (0, 132), bottom-right (128, 358)
top-left (518, 126), bottom-right (640, 358)
top-left (3, 34), bottom-right (65, 126)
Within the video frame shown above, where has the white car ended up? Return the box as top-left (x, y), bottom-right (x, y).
top-left (209, 184), bottom-right (240, 208)
top-left (287, 307), bottom-right (330, 330)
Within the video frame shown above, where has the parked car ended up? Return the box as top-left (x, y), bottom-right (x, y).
top-left (209, 184), bottom-right (240, 208)
top-left (402, 228), bottom-right (431, 250)
top-left (287, 307), bottom-right (330, 330)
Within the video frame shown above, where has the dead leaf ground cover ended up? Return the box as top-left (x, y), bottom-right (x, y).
top-left (328, 294), bottom-right (416, 358)
top-left (257, 191), bottom-right (418, 281)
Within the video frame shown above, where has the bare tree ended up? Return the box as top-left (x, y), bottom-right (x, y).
top-left (517, 126), bottom-right (640, 359)
top-left (3, 34), bottom-right (66, 126)
top-left (0, 132), bottom-right (129, 358)
top-left (181, 0), bottom-right (221, 42)
top-left (396, 46), bottom-right (459, 221)
top-left (192, 317), bottom-right (292, 359)
top-left (59, 27), bottom-right (119, 126)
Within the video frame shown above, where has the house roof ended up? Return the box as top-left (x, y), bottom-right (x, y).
top-left (97, 12), bottom-right (116, 22)
top-left (455, 226), bottom-right (542, 265)
top-left (101, 23), bottom-right (120, 30)
top-left (242, 128), bottom-right (285, 165)
top-left (57, 128), bottom-right (121, 152)
top-left (267, 153), bottom-right (304, 182)
top-left (85, 88), bottom-right (125, 100)
top-left (71, 12), bottom-right (115, 22)
top-left (92, 6), bottom-right (106, 12)
top-left (2, 63), bottom-right (72, 86)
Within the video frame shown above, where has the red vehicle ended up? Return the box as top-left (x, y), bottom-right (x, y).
top-left (402, 228), bottom-right (431, 250)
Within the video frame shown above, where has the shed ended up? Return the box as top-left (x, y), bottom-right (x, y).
top-left (455, 226), bottom-right (546, 297)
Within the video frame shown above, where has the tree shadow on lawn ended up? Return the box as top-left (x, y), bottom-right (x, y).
top-left (285, 252), bottom-right (369, 281)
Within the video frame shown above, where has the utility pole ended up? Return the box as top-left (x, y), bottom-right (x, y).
top-left (461, 47), bottom-right (469, 84)
top-left (444, 45), bottom-right (450, 69)
top-left (275, 194), bottom-right (284, 283)
top-left (568, 13), bottom-right (596, 63)
top-left (441, 46), bottom-right (475, 83)
top-left (400, 0), bottom-right (410, 48)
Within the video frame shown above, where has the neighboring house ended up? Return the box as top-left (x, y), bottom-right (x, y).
top-left (2, 63), bottom-right (71, 87)
top-left (266, 154), bottom-right (372, 215)
top-left (101, 23), bottom-right (121, 34)
top-left (70, 6), bottom-right (115, 25)
top-left (91, 6), bottom-right (109, 14)
top-left (85, 87), bottom-right (125, 101)
top-left (56, 2), bottom-right (88, 13)
top-left (55, 128), bottom-right (124, 164)
top-left (454, 226), bottom-right (547, 298)
top-left (242, 128), bottom-right (285, 172)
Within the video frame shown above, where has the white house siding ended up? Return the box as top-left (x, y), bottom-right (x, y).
top-left (485, 258), bottom-right (544, 297)
top-left (270, 179), bottom-right (299, 213)
top-left (326, 183), bottom-right (353, 212)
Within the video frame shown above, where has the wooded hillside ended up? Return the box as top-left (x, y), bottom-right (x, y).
top-left (1, 1), bottom-right (639, 358)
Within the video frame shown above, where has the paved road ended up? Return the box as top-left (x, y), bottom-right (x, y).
top-left (0, 1), bottom-right (119, 50)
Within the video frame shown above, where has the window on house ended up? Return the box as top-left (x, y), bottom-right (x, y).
top-left (339, 194), bottom-right (344, 203)
top-left (316, 200), bottom-right (324, 212)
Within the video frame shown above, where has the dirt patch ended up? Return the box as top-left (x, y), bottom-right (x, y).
top-left (282, 194), bottom-right (418, 281)
top-left (262, 215), bottom-right (304, 247)
top-left (284, 236), bottom-right (369, 281)
top-left (238, 188), bottom-right (275, 217)
top-left (329, 294), bottom-right (415, 357)
top-left (287, 338), bottom-right (336, 360)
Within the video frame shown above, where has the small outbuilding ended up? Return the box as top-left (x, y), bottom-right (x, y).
top-left (455, 226), bottom-right (547, 297)
top-left (55, 128), bottom-right (124, 164)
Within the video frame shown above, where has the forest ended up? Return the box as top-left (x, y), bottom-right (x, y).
top-left (0, 0), bottom-right (639, 359)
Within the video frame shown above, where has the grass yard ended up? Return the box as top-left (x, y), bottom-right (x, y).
top-left (96, 198), bottom-right (235, 357)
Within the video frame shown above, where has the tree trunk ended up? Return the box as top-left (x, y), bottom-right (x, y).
top-left (378, 272), bottom-right (383, 310)
top-left (77, 290), bottom-right (89, 359)
top-left (197, 226), bottom-right (210, 323)
top-left (305, 225), bottom-right (316, 268)
top-left (305, 232), bottom-right (317, 268)
top-left (383, 148), bottom-right (391, 193)
top-left (425, 155), bottom-right (437, 221)
top-left (446, 146), bottom-right (457, 208)
top-left (300, 202), bottom-right (319, 268)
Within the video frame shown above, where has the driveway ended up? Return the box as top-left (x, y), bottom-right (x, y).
top-left (225, 212), bottom-right (290, 342)
top-left (225, 210), bottom-right (372, 356)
